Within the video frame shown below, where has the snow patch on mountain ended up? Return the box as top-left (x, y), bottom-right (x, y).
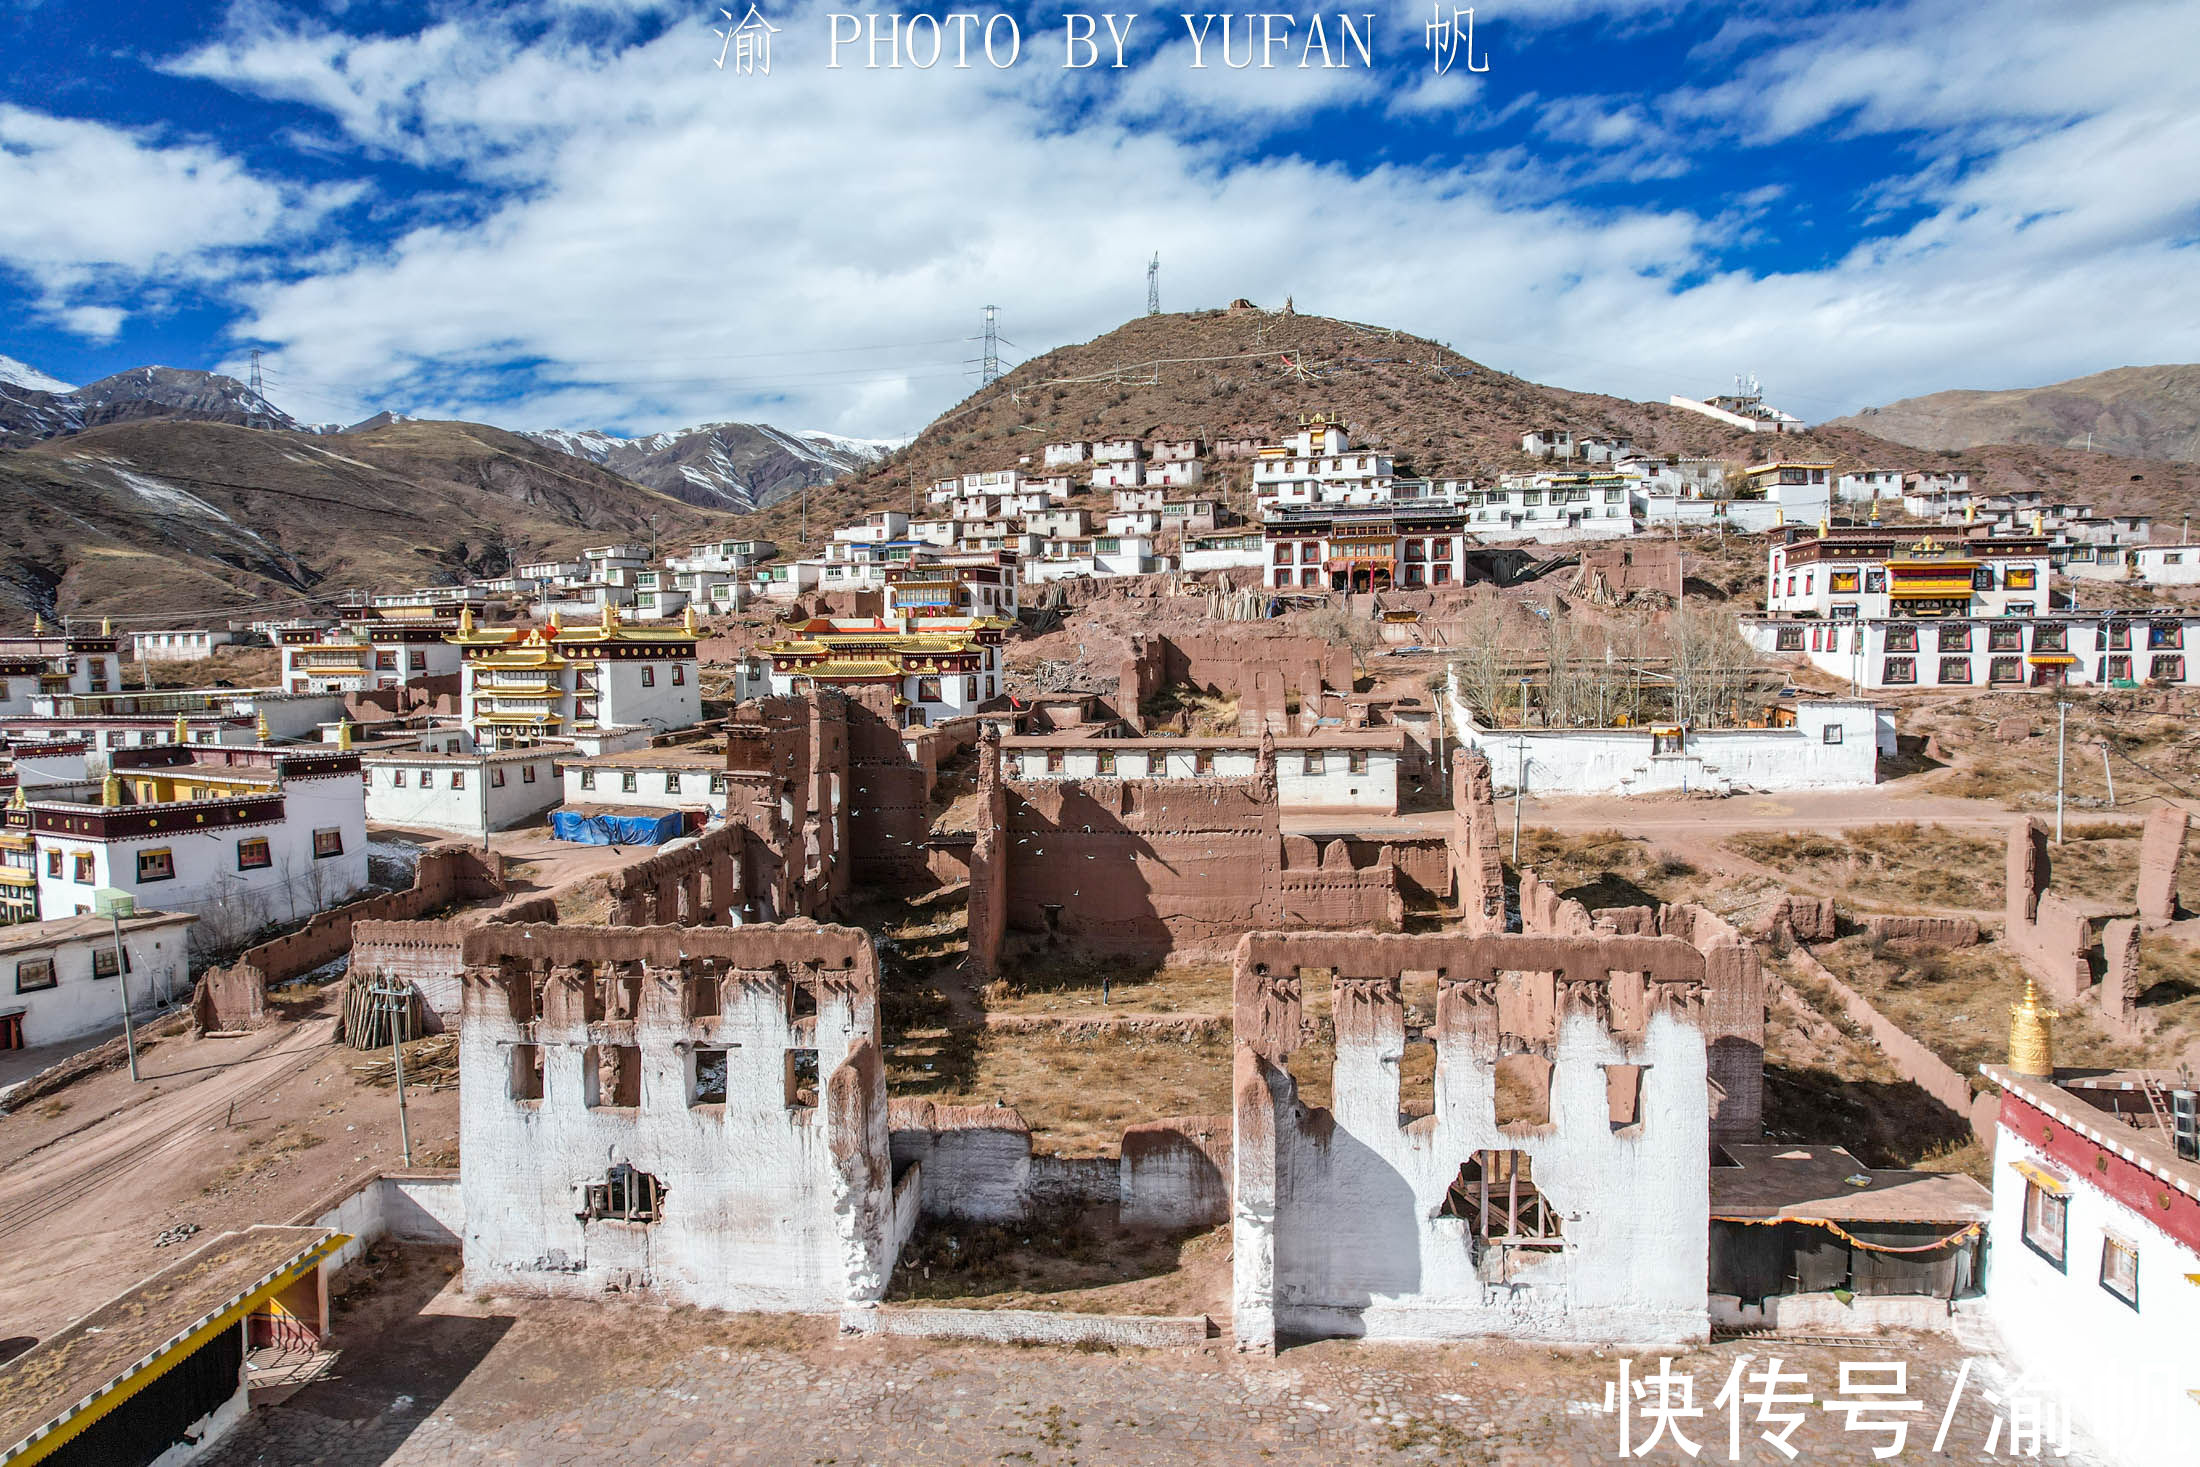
top-left (520, 418), bottom-right (893, 512)
top-left (0, 355), bottom-right (74, 394)
top-left (105, 466), bottom-right (237, 524)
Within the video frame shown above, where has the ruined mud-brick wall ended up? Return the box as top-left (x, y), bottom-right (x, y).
top-left (1863, 914), bottom-right (1980, 950)
top-left (1118, 633), bottom-right (1352, 736)
top-left (1787, 946), bottom-right (2002, 1141)
top-left (1513, 879), bottom-right (1763, 1143)
top-left (719, 693), bottom-right (850, 918)
top-left (964, 730), bottom-right (1009, 976)
top-left (844, 689), bottom-right (937, 891)
top-left (886, 1098), bottom-right (1231, 1231)
top-left (1121, 1115), bottom-right (1231, 1230)
top-left (2136, 806), bottom-right (2189, 930)
top-left (1448, 754), bottom-right (1504, 934)
top-left (459, 921), bottom-right (895, 1313)
top-left (344, 673), bottom-right (463, 724)
top-left (888, 1098), bottom-right (1032, 1222)
top-left (1229, 930), bottom-right (1713, 1352)
top-left (1004, 778), bottom-right (1280, 957)
top-left (1342, 834), bottom-right (1447, 903)
top-left (355, 823), bottom-right (785, 1025)
top-left (601, 820), bottom-right (746, 927)
top-left (193, 844), bottom-right (507, 1033)
top-left (1667, 905), bottom-right (1765, 1145)
top-left (1001, 775), bottom-right (1400, 959)
top-left (2005, 819), bottom-right (2092, 1005)
top-left (1578, 540), bottom-right (1683, 599)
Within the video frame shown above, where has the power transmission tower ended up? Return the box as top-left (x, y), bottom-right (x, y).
top-left (1147, 253), bottom-right (1160, 315)
top-left (968, 305), bottom-right (1014, 386)
top-left (248, 348), bottom-right (264, 396)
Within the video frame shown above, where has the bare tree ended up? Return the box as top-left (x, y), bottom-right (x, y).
top-left (1306, 605), bottom-right (1382, 681)
top-left (1662, 605), bottom-right (1774, 729)
top-left (1449, 597), bottom-right (1515, 728)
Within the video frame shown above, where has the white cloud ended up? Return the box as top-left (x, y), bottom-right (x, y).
top-left (165, 0), bottom-right (2200, 437)
top-left (0, 104), bottom-right (355, 339)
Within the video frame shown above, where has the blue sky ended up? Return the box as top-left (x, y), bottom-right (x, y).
top-left (2, 0), bottom-right (2195, 437)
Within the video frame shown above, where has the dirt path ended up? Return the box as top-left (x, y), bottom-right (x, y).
top-left (0, 995), bottom-right (453, 1340)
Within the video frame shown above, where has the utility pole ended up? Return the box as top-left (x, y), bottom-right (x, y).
top-left (248, 348), bottom-right (264, 396)
top-left (2054, 699), bottom-right (2068, 844)
top-left (371, 977), bottom-right (415, 1165)
top-left (2099, 740), bottom-right (2115, 808)
top-left (1147, 253), bottom-right (1161, 316)
top-left (1512, 735), bottom-right (1526, 866)
top-left (96, 891), bottom-right (141, 1082)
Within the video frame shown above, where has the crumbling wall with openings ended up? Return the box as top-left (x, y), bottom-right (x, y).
top-left (994, 755), bottom-right (1402, 958)
top-left (1118, 633), bottom-right (1352, 736)
top-left (1231, 930), bottom-right (1712, 1351)
top-left (1513, 874), bottom-right (1763, 1143)
top-left (193, 843), bottom-right (507, 1034)
top-left (718, 693), bottom-right (850, 919)
top-left (457, 921), bottom-right (896, 1312)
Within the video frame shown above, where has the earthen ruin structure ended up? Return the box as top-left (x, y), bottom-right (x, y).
top-left (457, 922), bottom-right (902, 1312)
top-left (1230, 930), bottom-right (1713, 1350)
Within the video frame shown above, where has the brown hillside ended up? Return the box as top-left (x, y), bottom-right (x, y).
top-left (0, 418), bottom-right (734, 626)
top-left (743, 308), bottom-right (2200, 553)
top-left (1826, 365), bottom-right (2200, 465)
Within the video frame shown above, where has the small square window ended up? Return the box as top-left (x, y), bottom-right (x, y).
top-left (92, 946), bottom-right (129, 978)
top-left (509, 1043), bottom-right (544, 1102)
top-left (2099, 1236), bottom-right (2138, 1308)
top-left (1822, 725), bottom-right (1844, 745)
top-left (237, 837), bottom-right (272, 871)
top-left (641, 666), bottom-right (656, 687)
top-left (312, 827), bottom-right (344, 859)
top-left (2022, 1180), bottom-right (2067, 1270)
top-left (580, 769), bottom-right (596, 790)
top-left (523, 765), bottom-right (537, 783)
top-left (44, 850), bottom-right (59, 878)
top-left (15, 958), bottom-right (55, 993)
top-left (664, 773), bottom-right (680, 794)
top-left (691, 1047), bottom-right (729, 1106)
top-left (621, 772), bottom-right (639, 793)
top-left (672, 665), bottom-right (685, 685)
top-left (453, 769), bottom-right (468, 789)
top-left (390, 769), bottom-right (407, 788)
top-left (419, 770), bottom-right (435, 789)
top-left (136, 848), bottom-right (175, 883)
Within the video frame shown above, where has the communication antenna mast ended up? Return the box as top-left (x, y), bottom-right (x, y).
top-left (248, 348), bottom-right (264, 396)
top-left (1147, 253), bottom-right (1161, 316)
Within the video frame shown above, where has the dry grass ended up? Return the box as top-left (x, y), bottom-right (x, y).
top-left (1813, 936), bottom-right (2150, 1076)
top-left (925, 1030), bottom-right (1234, 1156)
top-left (1138, 683), bottom-right (1241, 737)
top-left (983, 956), bottom-right (1231, 1017)
top-left (1761, 951), bottom-right (1982, 1175)
top-left (1516, 826), bottom-right (1776, 923)
top-left (1900, 694), bottom-right (2200, 814)
top-left (1727, 823), bottom-right (2008, 910)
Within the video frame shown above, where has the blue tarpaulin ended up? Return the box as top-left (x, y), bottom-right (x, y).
top-left (551, 807), bottom-right (684, 846)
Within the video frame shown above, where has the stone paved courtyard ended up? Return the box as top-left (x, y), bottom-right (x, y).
top-left (202, 1250), bottom-right (2115, 1466)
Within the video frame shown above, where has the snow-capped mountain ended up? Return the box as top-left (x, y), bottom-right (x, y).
top-left (0, 364), bottom-right (299, 443)
top-left (522, 420), bottom-right (900, 512)
top-left (0, 355), bottom-right (74, 395)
